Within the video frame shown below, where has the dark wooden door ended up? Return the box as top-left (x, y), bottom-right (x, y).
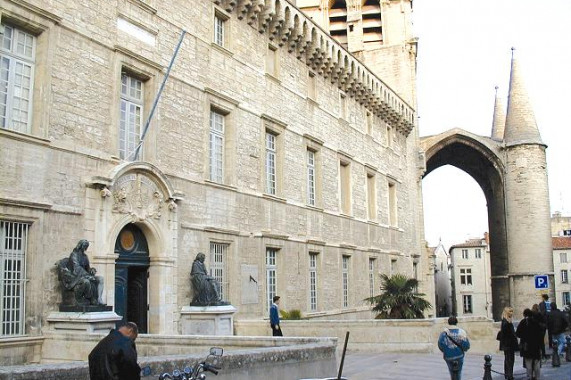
top-left (114, 224), bottom-right (149, 333)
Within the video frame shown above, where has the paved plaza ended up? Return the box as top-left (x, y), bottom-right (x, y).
top-left (342, 352), bottom-right (571, 380)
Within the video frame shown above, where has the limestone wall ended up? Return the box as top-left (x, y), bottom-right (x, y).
top-left (235, 317), bottom-right (500, 354)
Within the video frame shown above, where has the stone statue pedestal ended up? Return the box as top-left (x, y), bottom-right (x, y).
top-left (180, 305), bottom-right (237, 336)
top-left (46, 311), bottom-right (122, 333)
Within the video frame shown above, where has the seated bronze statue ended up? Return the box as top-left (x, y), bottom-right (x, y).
top-left (56, 239), bottom-right (105, 310)
top-left (190, 252), bottom-right (228, 306)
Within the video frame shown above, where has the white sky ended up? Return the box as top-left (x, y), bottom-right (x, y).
top-left (412, 0), bottom-right (571, 248)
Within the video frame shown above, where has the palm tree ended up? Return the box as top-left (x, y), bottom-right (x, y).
top-left (365, 273), bottom-right (432, 319)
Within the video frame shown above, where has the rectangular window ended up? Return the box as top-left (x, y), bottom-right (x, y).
top-left (386, 124), bottom-right (393, 147)
top-left (560, 252), bottom-right (568, 263)
top-left (475, 249), bottom-right (482, 259)
top-left (309, 252), bottom-right (318, 311)
top-left (307, 149), bottom-right (316, 206)
top-left (339, 92), bottom-right (347, 119)
top-left (209, 110), bottom-right (225, 183)
top-left (308, 71), bottom-right (316, 100)
top-left (463, 294), bottom-right (473, 314)
top-left (561, 270), bottom-right (568, 284)
top-left (366, 111), bottom-right (372, 134)
top-left (266, 45), bottom-right (277, 77)
top-left (369, 258), bottom-right (376, 298)
top-left (209, 242), bottom-right (228, 301)
top-left (460, 268), bottom-right (472, 285)
top-left (0, 24), bottom-right (36, 133)
top-left (388, 182), bottom-right (397, 226)
top-left (342, 255), bottom-right (349, 308)
top-left (266, 248), bottom-right (277, 310)
top-left (265, 132), bottom-right (277, 195)
top-left (367, 173), bottom-right (376, 220)
top-left (390, 258), bottom-right (397, 276)
top-left (214, 13), bottom-right (225, 47)
top-left (120, 74), bottom-right (143, 160)
top-left (0, 221), bottom-right (28, 336)
top-left (563, 291), bottom-right (571, 306)
top-left (340, 161), bottom-right (351, 215)
top-left (462, 249), bottom-right (469, 259)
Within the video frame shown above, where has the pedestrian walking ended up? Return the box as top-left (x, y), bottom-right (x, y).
top-left (546, 302), bottom-right (569, 358)
top-left (538, 294), bottom-right (551, 358)
top-left (438, 316), bottom-right (470, 380)
top-left (516, 308), bottom-right (543, 380)
top-left (499, 306), bottom-right (519, 380)
top-left (270, 295), bottom-right (283, 336)
top-left (531, 304), bottom-right (547, 361)
top-left (88, 321), bottom-right (141, 380)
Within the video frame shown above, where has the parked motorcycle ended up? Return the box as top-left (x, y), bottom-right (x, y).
top-left (149, 347), bottom-right (223, 380)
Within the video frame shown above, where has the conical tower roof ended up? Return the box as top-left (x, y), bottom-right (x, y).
top-left (491, 86), bottom-right (506, 141)
top-left (504, 49), bottom-right (543, 146)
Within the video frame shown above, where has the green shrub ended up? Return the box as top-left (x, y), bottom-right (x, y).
top-left (280, 309), bottom-right (302, 320)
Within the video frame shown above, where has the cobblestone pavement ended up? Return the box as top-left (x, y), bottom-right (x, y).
top-left (342, 352), bottom-right (571, 380)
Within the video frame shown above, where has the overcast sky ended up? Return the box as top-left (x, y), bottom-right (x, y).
top-left (412, 0), bottom-right (571, 248)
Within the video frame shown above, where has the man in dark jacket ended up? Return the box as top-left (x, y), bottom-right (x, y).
top-left (547, 302), bottom-right (569, 357)
top-left (89, 322), bottom-right (141, 380)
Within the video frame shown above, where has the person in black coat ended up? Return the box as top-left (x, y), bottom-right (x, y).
top-left (516, 309), bottom-right (543, 380)
top-left (499, 307), bottom-right (518, 380)
top-left (89, 322), bottom-right (141, 380)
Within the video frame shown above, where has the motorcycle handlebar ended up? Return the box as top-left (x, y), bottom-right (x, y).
top-left (202, 363), bottom-right (220, 375)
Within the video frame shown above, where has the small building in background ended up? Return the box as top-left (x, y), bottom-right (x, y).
top-left (553, 237), bottom-right (571, 308)
top-left (432, 241), bottom-right (452, 317)
top-left (450, 234), bottom-right (492, 318)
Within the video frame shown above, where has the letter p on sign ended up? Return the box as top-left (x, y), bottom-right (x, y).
top-left (534, 275), bottom-right (549, 289)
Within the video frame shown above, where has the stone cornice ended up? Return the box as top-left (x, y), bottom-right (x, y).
top-left (212, 0), bottom-right (415, 136)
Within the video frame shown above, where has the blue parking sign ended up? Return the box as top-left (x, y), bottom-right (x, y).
top-left (534, 275), bottom-right (549, 289)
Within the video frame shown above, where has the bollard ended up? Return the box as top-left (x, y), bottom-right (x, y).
top-left (552, 340), bottom-right (561, 367)
top-left (566, 336), bottom-right (571, 362)
top-left (482, 354), bottom-right (492, 380)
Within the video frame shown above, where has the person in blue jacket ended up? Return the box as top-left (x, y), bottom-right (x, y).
top-left (270, 295), bottom-right (282, 336)
top-left (438, 316), bottom-right (471, 380)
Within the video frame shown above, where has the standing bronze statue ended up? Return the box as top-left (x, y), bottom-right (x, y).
top-left (190, 252), bottom-right (227, 306)
top-left (56, 239), bottom-right (107, 311)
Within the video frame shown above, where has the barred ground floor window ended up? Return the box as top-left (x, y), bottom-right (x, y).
top-left (0, 221), bottom-right (29, 336)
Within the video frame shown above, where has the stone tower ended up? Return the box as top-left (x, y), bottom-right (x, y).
top-left (502, 51), bottom-right (553, 314)
top-left (297, 0), bottom-right (417, 106)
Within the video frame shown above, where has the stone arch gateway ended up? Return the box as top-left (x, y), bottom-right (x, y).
top-left (420, 55), bottom-right (554, 320)
top-left (421, 129), bottom-right (509, 319)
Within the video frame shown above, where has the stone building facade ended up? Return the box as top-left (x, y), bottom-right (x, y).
top-left (449, 236), bottom-right (493, 319)
top-left (431, 241), bottom-right (451, 317)
top-left (553, 237), bottom-right (571, 308)
top-left (0, 0), bottom-right (425, 364)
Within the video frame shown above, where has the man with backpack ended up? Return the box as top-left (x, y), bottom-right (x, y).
top-left (438, 316), bottom-right (471, 380)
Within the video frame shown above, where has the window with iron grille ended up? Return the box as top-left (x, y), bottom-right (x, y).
top-left (463, 294), bottom-right (473, 314)
top-left (120, 74), bottom-right (143, 160)
top-left (342, 255), bottom-right (349, 308)
top-left (0, 221), bottom-right (28, 336)
top-left (307, 149), bottom-right (316, 206)
top-left (209, 110), bottom-right (225, 183)
top-left (561, 270), bottom-right (568, 284)
top-left (0, 24), bottom-right (35, 133)
top-left (265, 132), bottom-right (277, 195)
top-left (309, 252), bottom-right (318, 311)
top-left (369, 258), bottom-right (376, 298)
top-left (266, 248), bottom-right (277, 311)
top-left (210, 242), bottom-right (228, 301)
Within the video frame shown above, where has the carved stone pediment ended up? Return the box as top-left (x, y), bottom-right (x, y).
top-left (111, 173), bottom-right (165, 221)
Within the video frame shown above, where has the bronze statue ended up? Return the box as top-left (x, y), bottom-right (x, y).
top-left (56, 239), bottom-right (106, 310)
top-left (190, 252), bottom-right (227, 306)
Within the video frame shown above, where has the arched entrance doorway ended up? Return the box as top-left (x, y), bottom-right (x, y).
top-left (114, 224), bottom-right (150, 333)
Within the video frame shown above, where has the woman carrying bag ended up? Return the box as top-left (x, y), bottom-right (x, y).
top-left (499, 306), bottom-right (519, 380)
